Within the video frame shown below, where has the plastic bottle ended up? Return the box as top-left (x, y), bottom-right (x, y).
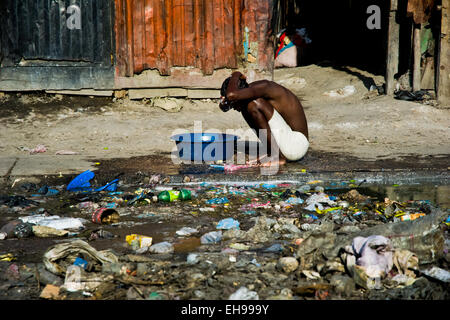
top-left (400, 213), bottom-right (426, 221)
top-left (157, 189), bottom-right (191, 202)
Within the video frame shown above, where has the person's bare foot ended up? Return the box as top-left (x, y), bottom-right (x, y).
top-left (246, 155), bottom-right (286, 167)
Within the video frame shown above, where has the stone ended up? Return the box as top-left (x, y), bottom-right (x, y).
top-left (277, 257), bottom-right (299, 273)
top-left (114, 90), bottom-right (127, 99)
top-left (330, 274), bottom-right (356, 296)
top-left (151, 98), bottom-right (184, 112)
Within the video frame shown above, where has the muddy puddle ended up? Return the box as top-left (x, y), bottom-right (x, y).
top-left (0, 173), bottom-right (449, 300)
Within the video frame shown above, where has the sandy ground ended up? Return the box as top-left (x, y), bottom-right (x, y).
top-left (0, 64), bottom-right (449, 162)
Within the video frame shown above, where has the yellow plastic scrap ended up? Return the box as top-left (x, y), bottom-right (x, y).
top-left (393, 210), bottom-right (406, 217)
top-left (125, 234), bottom-right (153, 248)
top-left (307, 180), bottom-right (322, 185)
top-left (315, 206), bottom-right (343, 214)
top-left (0, 253), bottom-right (16, 261)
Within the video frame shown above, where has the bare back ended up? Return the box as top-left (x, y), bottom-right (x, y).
top-left (248, 80), bottom-right (309, 139)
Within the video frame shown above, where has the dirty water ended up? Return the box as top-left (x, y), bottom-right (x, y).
top-left (0, 170), bottom-right (449, 300)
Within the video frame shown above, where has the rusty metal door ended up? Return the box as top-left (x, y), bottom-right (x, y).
top-left (115, 0), bottom-right (274, 77)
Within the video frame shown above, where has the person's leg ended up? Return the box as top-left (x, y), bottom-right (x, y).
top-left (241, 99), bottom-right (286, 164)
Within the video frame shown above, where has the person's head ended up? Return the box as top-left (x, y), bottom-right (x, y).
top-left (219, 76), bottom-right (249, 112)
top-left (220, 76), bottom-right (249, 97)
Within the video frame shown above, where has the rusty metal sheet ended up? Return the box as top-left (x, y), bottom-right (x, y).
top-left (115, 0), bottom-right (274, 77)
top-left (407, 0), bottom-right (435, 24)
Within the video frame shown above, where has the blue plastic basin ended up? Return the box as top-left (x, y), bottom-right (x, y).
top-left (171, 133), bottom-right (239, 161)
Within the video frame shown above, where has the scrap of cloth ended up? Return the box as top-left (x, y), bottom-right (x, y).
top-left (348, 235), bottom-right (394, 278)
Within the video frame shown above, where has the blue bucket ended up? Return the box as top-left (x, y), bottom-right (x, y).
top-left (171, 133), bottom-right (239, 161)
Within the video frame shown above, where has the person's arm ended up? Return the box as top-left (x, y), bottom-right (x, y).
top-left (226, 71), bottom-right (271, 102)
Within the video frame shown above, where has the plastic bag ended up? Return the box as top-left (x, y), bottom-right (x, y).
top-left (229, 286), bottom-right (259, 300)
top-left (149, 241), bottom-right (174, 254)
top-left (216, 218), bottom-right (240, 230)
top-left (200, 231), bottom-right (222, 244)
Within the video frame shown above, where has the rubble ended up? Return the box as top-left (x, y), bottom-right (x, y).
top-left (0, 178), bottom-right (448, 300)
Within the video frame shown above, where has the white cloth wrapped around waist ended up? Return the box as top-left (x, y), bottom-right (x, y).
top-left (267, 109), bottom-right (309, 161)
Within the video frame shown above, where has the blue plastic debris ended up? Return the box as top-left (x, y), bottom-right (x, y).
top-left (285, 197), bottom-right (304, 205)
top-left (206, 197), bottom-right (229, 204)
top-left (250, 258), bottom-right (261, 267)
top-left (104, 203), bottom-right (118, 209)
top-left (209, 164), bottom-right (225, 171)
top-left (73, 257), bottom-right (88, 269)
top-left (108, 191), bottom-right (124, 196)
top-left (32, 186), bottom-right (59, 197)
top-left (263, 243), bottom-right (283, 253)
top-left (128, 192), bottom-right (146, 206)
top-left (67, 170), bottom-right (118, 192)
top-left (67, 170), bottom-right (95, 191)
top-left (216, 218), bottom-right (240, 230)
top-left (261, 183), bottom-right (277, 189)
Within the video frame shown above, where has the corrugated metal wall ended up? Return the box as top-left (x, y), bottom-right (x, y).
top-left (0, 0), bottom-right (113, 66)
top-left (115, 0), bottom-right (274, 77)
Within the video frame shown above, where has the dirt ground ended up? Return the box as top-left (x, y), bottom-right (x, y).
top-left (0, 64), bottom-right (449, 163)
top-left (0, 65), bottom-right (449, 303)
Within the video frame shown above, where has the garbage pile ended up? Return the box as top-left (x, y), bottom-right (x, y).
top-left (0, 172), bottom-right (448, 300)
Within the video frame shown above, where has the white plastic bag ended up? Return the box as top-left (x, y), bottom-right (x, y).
top-left (229, 286), bottom-right (259, 300)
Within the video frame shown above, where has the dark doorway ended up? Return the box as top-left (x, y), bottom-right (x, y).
top-left (272, 0), bottom-right (390, 75)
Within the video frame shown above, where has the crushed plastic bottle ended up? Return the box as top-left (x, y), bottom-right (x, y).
top-left (176, 227), bottom-right (198, 236)
top-left (200, 231), bottom-right (222, 244)
top-left (149, 241), bottom-right (174, 254)
top-left (285, 197), bottom-right (304, 205)
top-left (187, 253), bottom-right (200, 265)
top-left (297, 185), bottom-right (311, 193)
top-left (216, 218), bottom-right (240, 230)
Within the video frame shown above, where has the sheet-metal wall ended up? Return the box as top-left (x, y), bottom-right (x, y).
top-left (115, 0), bottom-right (274, 77)
top-left (0, 0), bottom-right (114, 66)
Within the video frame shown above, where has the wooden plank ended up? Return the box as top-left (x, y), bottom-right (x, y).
top-left (114, 67), bottom-right (272, 89)
top-left (412, 24), bottom-right (422, 92)
top-left (0, 66), bottom-right (114, 91)
top-left (437, 0), bottom-right (450, 105)
top-left (385, 0), bottom-right (399, 95)
top-left (46, 89), bottom-right (114, 97)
